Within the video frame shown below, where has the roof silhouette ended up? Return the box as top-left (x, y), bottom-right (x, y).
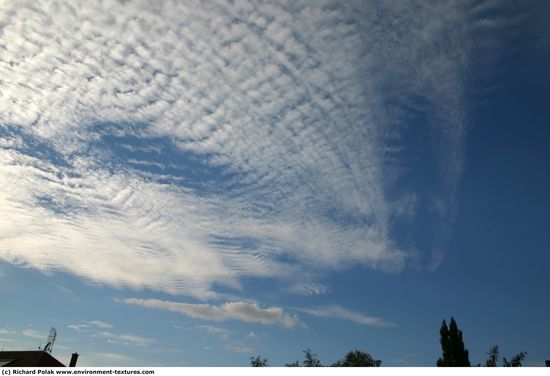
top-left (0, 351), bottom-right (65, 367)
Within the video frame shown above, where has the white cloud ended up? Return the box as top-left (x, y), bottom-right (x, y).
top-left (68, 320), bottom-right (112, 332)
top-left (0, 0), bottom-right (480, 299)
top-left (121, 298), bottom-right (299, 328)
top-left (0, 328), bottom-right (15, 336)
top-left (21, 329), bottom-right (45, 340)
top-left (54, 284), bottom-right (74, 295)
top-left (296, 305), bottom-right (394, 327)
top-left (68, 321), bottom-right (150, 354)
top-left (286, 282), bottom-right (330, 296)
top-left (68, 324), bottom-right (86, 332)
top-left (96, 331), bottom-right (153, 347)
top-left (199, 325), bottom-right (230, 339)
top-left (198, 325), bottom-right (254, 354)
top-left (89, 321), bottom-right (113, 330)
top-left (94, 353), bottom-right (132, 362)
top-left (0, 328), bottom-right (46, 349)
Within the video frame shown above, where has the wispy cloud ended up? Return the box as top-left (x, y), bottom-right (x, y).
top-left (68, 320), bottom-right (113, 332)
top-left (296, 305), bottom-right (395, 327)
top-left (198, 325), bottom-right (253, 354)
top-left (199, 325), bottom-right (230, 342)
top-left (54, 284), bottom-right (74, 295)
top-left (68, 320), bottom-right (150, 353)
top-left (0, 328), bottom-right (15, 336)
top-left (0, 327), bottom-right (17, 345)
top-left (68, 325), bottom-right (85, 332)
top-left (89, 321), bottom-right (113, 330)
top-left (1, 327), bottom-right (48, 350)
top-left (96, 331), bottom-right (153, 347)
top-left (121, 298), bottom-right (299, 328)
top-left (94, 353), bottom-right (132, 362)
top-left (247, 331), bottom-right (257, 339)
top-left (21, 329), bottom-right (45, 340)
top-left (286, 282), bottom-right (330, 296)
top-left (0, 0), bottom-right (485, 299)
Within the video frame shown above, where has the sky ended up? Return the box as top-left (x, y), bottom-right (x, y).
top-left (0, 0), bottom-right (549, 367)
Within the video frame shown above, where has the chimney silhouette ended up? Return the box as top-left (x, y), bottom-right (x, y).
top-left (69, 353), bottom-right (79, 367)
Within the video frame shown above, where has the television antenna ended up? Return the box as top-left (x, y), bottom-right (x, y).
top-left (43, 327), bottom-right (57, 354)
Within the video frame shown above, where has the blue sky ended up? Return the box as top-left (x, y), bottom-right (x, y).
top-left (1, 0), bottom-right (549, 367)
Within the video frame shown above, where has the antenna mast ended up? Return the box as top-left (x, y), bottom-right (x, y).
top-left (43, 327), bottom-right (57, 353)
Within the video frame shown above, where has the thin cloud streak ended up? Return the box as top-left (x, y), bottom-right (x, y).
top-left (21, 329), bottom-right (46, 340)
top-left (68, 320), bottom-right (113, 332)
top-left (97, 331), bottom-right (153, 347)
top-left (121, 298), bottom-right (300, 328)
top-left (296, 305), bottom-right (395, 327)
top-left (198, 325), bottom-right (253, 354)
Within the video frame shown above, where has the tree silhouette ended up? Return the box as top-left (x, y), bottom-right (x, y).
top-left (284, 360), bottom-right (300, 367)
top-left (249, 355), bottom-right (268, 367)
top-left (436, 317), bottom-right (470, 367)
top-left (331, 350), bottom-right (381, 367)
top-left (302, 349), bottom-right (322, 367)
top-left (485, 345), bottom-right (499, 367)
top-left (484, 345), bottom-right (527, 367)
top-left (281, 348), bottom-right (381, 367)
top-left (503, 352), bottom-right (527, 367)
top-left (283, 349), bottom-right (322, 367)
